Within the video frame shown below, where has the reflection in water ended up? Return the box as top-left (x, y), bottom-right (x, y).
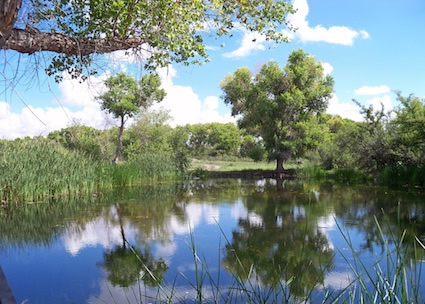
top-left (0, 179), bottom-right (424, 303)
top-left (223, 189), bottom-right (334, 298)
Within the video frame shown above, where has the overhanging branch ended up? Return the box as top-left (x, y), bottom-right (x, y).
top-left (2, 28), bottom-right (144, 56)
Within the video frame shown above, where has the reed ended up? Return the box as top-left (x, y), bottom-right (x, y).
top-left (330, 214), bottom-right (424, 303)
top-left (0, 138), bottom-right (98, 203)
top-left (380, 165), bottom-right (425, 188)
top-left (0, 139), bottom-right (180, 204)
top-left (99, 152), bottom-right (179, 188)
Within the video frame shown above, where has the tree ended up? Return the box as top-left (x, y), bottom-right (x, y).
top-left (97, 72), bottom-right (165, 163)
top-left (221, 49), bottom-right (334, 171)
top-left (1, 0), bottom-right (294, 80)
top-left (47, 124), bottom-right (102, 158)
top-left (389, 92), bottom-right (425, 165)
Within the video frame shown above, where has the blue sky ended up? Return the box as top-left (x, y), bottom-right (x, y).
top-left (1, 0), bottom-right (425, 138)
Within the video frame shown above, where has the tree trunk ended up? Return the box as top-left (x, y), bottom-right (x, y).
top-left (113, 116), bottom-right (125, 163)
top-left (115, 203), bottom-right (126, 249)
top-left (275, 150), bottom-right (291, 172)
top-left (0, 0), bottom-right (22, 47)
top-left (276, 157), bottom-right (284, 172)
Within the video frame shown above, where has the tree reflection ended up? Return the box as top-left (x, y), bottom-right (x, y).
top-left (100, 203), bottom-right (168, 288)
top-left (326, 185), bottom-right (425, 259)
top-left (223, 184), bottom-right (334, 299)
top-left (101, 245), bottom-right (168, 288)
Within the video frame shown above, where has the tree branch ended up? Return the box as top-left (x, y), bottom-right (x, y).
top-left (2, 28), bottom-right (144, 56)
top-left (0, 0), bottom-right (22, 47)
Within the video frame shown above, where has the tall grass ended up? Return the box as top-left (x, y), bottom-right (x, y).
top-left (380, 165), bottom-right (425, 188)
top-left (0, 138), bottom-right (98, 203)
top-left (99, 152), bottom-right (179, 188)
top-left (0, 139), bottom-right (180, 204)
top-left (330, 215), bottom-right (424, 303)
top-left (301, 164), bottom-right (369, 184)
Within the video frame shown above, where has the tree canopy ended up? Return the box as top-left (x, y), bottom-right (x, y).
top-left (221, 49), bottom-right (334, 171)
top-left (98, 72), bottom-right (165, 162)
top-left (0, 0), bottom-right (294, 80)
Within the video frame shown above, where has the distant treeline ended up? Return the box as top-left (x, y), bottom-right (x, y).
top-left (45, 110), bottom-right (269, 166)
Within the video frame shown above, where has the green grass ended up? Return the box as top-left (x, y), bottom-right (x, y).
top-left (189, 158), bottom-right (302, 172)
top-left (0, 139), bottom-right (181, 204)
top-left (0, 138), bottom-right (99, 203)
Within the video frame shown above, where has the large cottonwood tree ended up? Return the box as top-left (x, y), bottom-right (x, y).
top-left (221, 49), bottom-right (334, 171)
top-left (0, 0), bottom-right (294, 80)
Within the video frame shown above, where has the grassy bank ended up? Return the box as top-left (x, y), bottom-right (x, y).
top-left (0, 139), bottom-right (180, 204)
top-left (189, 158), bottom-right (301, 172)
top-left (189, 158), bottom-right (425, 189)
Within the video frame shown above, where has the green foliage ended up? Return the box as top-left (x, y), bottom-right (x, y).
top-left (98, 153), bottom-right (178, 188)
top-left (98, 72), bottom-right (165, 162)
top-left (99, 73), bottom-right (165, 120)
top-left (26, 0), bottom-right (294, 79)
top-left (187, 122), bottom-right (241, 157)
top-left (209, 123), bottom-right (241, 156)
top-left (388, 93), bottom-right (425, 165)
top-left (380, 165), bottom-right (425, 188)
top-left (0, 134), bottom-right (181, 203)
top-left (47, 124), bottom-right (102, 158)
top-left (315, 93), bottom-right (425, 187)
top-left (168, 126), bottom-right (191, 170)
top-left (221, 49), bottom-right (334, 170)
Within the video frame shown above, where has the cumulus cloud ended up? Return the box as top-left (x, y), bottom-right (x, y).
top-left (58, 72), bottom-right (109, 107)
top-left (289, 0), bottom-right (369, 46)
top-left (321, 62), bottom-right (334, 76)
top-left (0, 101), bottom-right (113, 139)
top-left (223, 0), bottom-right (369, 59)
top-left (360, 30), bottom-right (371, 40)
top-left (367, 95), bottom-right (393, 112)
top-left (0, 72), bottom-right (115, 139)
top-left (223, 28), bottom-right (267, 59)
top-left (326, 94), bottom-right (363, 121)
top-left (0, 66), bottom-right (234, 139)
top-left (355, 85), bottom-right (390, 96)
top-left (155, 66), bottom-right (235, 126)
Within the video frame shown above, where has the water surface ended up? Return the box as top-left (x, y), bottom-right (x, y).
top-left (1, 179), bottom-right (424, 303)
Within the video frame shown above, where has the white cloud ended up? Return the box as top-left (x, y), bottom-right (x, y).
top-left (155, 66), bottom-right (235, 126)
top-left (58, 72), bottom-right (109, 107)
top-left (326, 94), bottom-right (363, 121)
top-left (0, 101), bottom-right (112, 139)
top-left (0, 66), bottom-right (234, 139)
top-left (355, 85), bottom-right (390, 96)
top-left (360, 30), bottom-right (371, 40)
top-left (289, 0), bottom-right (369, 46)
top-left (367, 94), bottom-right (393, 112)
top-left (223, 28), bottom-right (267, 59)
top-left (321, 62), bottom-right (334, 76)
top-left (0, 72), bottom-right (115, 139)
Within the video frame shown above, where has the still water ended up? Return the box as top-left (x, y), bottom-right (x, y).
top-left (0, 179), bottom-right (424, 303)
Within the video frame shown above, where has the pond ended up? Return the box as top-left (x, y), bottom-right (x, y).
top-left (0, 179), bottom-right (424, 303)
